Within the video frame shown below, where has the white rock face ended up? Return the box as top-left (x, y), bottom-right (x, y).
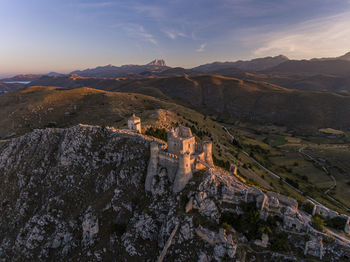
top-left (82, 209), bottom-right (99, 246)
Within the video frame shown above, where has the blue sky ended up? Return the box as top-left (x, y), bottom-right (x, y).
top-left (1, 0), bottom-right (350, 76)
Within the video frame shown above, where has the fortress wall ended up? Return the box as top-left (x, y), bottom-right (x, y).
top-left (167, 135), bottom-right (195, 155)
top-left (193, 152), bottom-right (206, 170)
top-left (173, 152), bottom-right (192, 192)
top-left (189, 157), bottom-right (196, 169)
top-left (267, 192), bottom-right (298, 210)
top-left (145, 142), bottom-right (160, 191)
top-left (178, 126), bottom-right (193, 137)
top-left (195, 143), bottom-right (203, 152)
top-left (135, 122), bottom-right (141, 133)
top-left (158, 151), bottom-right (179, 182)
top-left (167, 136), bottom-right (181, 155)
top-left (181, 137), bottom-right (196, 155)
top-left (159, 151), bottom-right (179, 163)
top-left (202, 141), bottom-right (213, 165)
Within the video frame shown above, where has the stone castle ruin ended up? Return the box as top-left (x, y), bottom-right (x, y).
top-left (128, 114), bottom-right (141, 133)
top-left (146, 126), bottom-right (214, 193)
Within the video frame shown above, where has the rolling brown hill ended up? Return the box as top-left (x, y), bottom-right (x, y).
top-left (0, 86), bottom-right (169, 138)
top-left (28, 75), bottom-right (350, 132)
top-left (0, 85), bottom-right (228, 139)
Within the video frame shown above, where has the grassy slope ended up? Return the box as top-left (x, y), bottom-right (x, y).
top-left (30, 74), bottom-right (350, 132)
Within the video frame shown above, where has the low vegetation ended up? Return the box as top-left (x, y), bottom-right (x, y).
top-left (145, 127), bottom-right (168, 141)
top-left (312, 216), bottom-right (326, 232)
top-left (220, 202), bottom-right (281, 241)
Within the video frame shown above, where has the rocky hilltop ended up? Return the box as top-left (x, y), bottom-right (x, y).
top-left (1, 125), bottom-right (350, 261)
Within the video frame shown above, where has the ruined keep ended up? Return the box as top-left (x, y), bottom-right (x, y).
top-left (146, 126), bottom-right (213, 193)
top-left (128, 114), bottom-right (141, 133)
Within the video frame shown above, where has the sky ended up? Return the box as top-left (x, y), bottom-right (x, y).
top-left (1, 0), bottom-right (350, 76)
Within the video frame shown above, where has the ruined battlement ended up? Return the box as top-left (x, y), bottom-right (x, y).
top-left (146, 125), bottom-right (214, 193)
top-left (159, 150), bottom-right (179, 160)
top-left (128, 113), bottom-right (141, 133)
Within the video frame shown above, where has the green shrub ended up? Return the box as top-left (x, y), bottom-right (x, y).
top-left (221, 222), bottom-right (233, 232)
top-left (271, 232), bottom-right (289, 252)
top-left (302, 202), bottom-right (314, 215)
top-left (213, 155), bottom-right (230, 170)
top-left (324, 235), bottom-right (335, 244)
top-left (220, 202), bottom-right (276, 241)
top-left (312, 216), bottom-right (326, 232)
top-left (145, 127), bottom-right (167, 141)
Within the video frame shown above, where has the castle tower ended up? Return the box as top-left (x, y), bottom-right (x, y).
top-left (202, 141), bottom-right (213, 166)
top-left (167, 127), bottom-right (195, 156)
top-left (173, 151), bottom-right (192, 192)
top-left (128, 114), bottom-right (141, 133)
top-left (145, 142), bottom-right (159, 192)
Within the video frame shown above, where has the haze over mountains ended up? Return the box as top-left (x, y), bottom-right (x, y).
top-left (3, 52), bottom-right (350, 80)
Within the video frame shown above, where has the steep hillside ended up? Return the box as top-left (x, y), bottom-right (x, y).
top-left (0, 86), bottom-right (204, 138)
top-left (1, 125), bottom-right (350, 261)
top-left (193, 55), bottom-right (289, 72)
top-left (28, 75), bottom-right (350, 132)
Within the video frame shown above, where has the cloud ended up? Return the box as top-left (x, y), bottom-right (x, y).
top-left (163, 29), bottom-right (187, 40)
top-left (250, 11), bottom-right (350, 58)
top-left (196, 43), bottom-right (207, 52)
top-left (115, 24), bottom-right (158, 45)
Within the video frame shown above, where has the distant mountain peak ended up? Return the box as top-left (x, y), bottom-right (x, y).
top-left (147, 59), bottom-right (166, 66)
top-left (275, 54), bottom-right (289, 60)
top-left (338, 51), bottom-right (350, 61)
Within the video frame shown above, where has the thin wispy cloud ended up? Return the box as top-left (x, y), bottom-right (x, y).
top-left (196, 43), bottom-right (207, 52)
top-left (163, 29), bottom-right (187, 40)
top-left (114, 23), bottom-right (158, 46)
top-left (124, 24), bottom-right (158, 45)
top-left (251, 11), bottom-right (350, 58)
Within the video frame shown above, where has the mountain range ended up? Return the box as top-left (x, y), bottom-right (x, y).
top-left (3, 52), bottom-right (350, 81)
top-left (69, 59), bottom-right (169, 78)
